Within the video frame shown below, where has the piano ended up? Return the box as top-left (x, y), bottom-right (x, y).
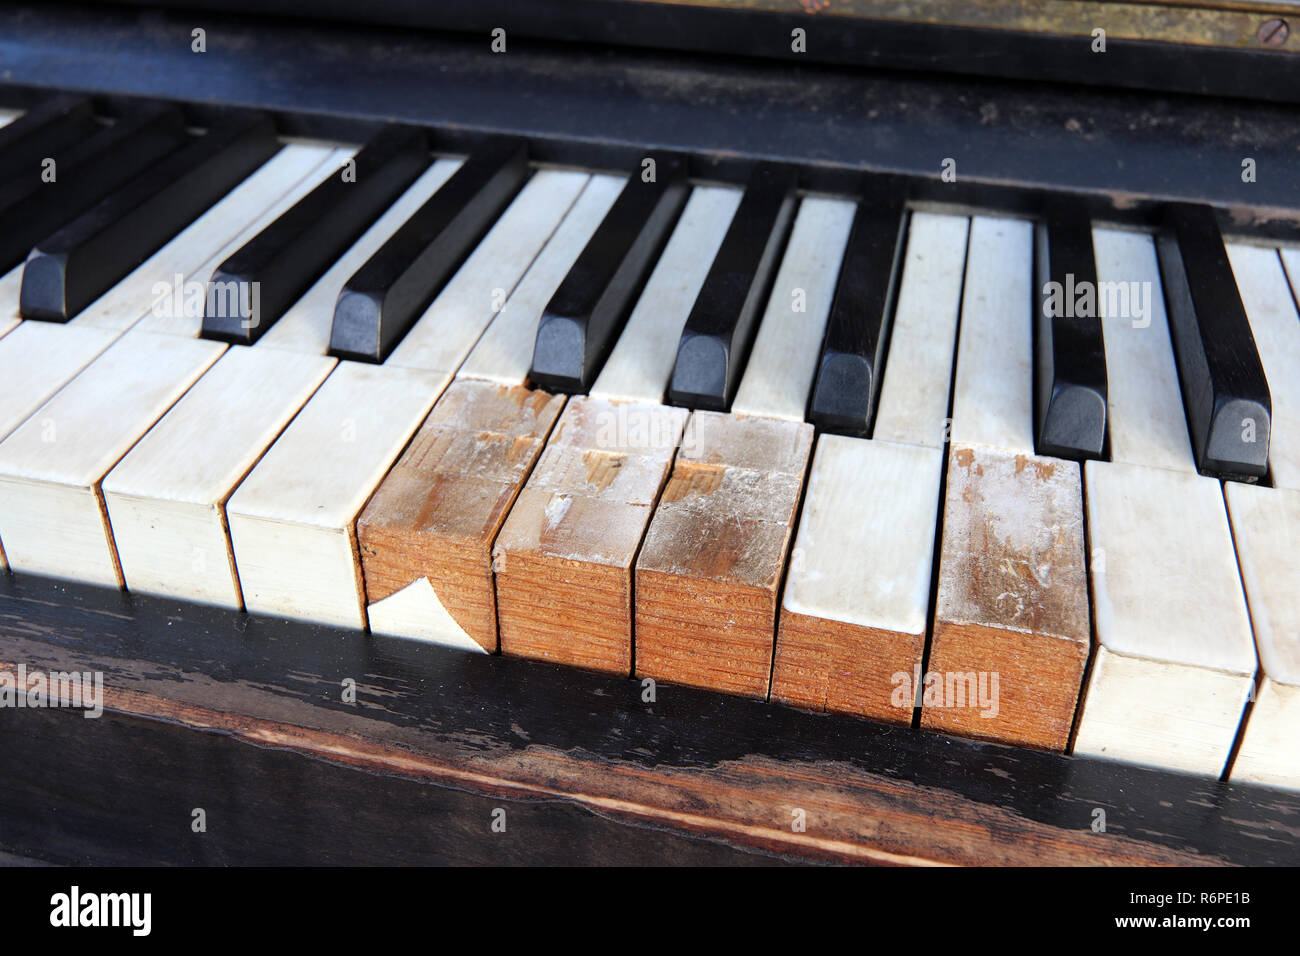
top-left (1, 0), bottom-right (1299, 866)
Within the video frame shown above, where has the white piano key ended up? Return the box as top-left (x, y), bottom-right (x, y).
top-left (872, 212), bottom-right (970, 448)
top-left (457, 171), bottom-right (616, 384)
top-left (384, 169), bottom-right (593, 378)
top-left (254, 157), bottom-right (462, 354)
top-left (0, 332), bottom-right (225, 587)
top-left (0, 109), bottom-right (20, 127)
top-left (102, 347), bottom-right (336, 607)
top-left (1074, 460), bottom-right (1256, 775)
top-left (81, 142), bottom-right (344, 334)
top-left (949, 216), bottom-right (1035, 453)
top-left (784, 438), bottom-right (942, 633)
top-left (731, 197), bottom-right (855, 421)
top-left (1227, 243), bottom-right (1300, 490)
top-left (589, 185), bottom-right (741, 404)
top-left (1225, 482), bottom-right (1300, 789)
top-left (226, 361), bottom-right (441, 628)
top-left (774, 436), bottom-right (943, 715)
top-left (1093, 227), bottom-right (1194, 473)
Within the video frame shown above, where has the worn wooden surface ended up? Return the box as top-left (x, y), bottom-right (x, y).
top-left (773, 437), bottom-right (942, 722)
top-left (357, 380), bottom-right (564, 652)
top-left (493, 397), bottom-right (686, 675)
top-left (0, 573), bottom-right (1297, 865)
top-left (635, 412), bottom-right (812, 699)
top-left (925, 444), bottom-right (1090, 752)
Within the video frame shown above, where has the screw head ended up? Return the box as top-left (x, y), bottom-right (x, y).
top-left (1259, 18), bottom-right (1289, 46)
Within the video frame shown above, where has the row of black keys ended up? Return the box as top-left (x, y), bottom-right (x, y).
top-left (1, 96), bottom-right (1272, 481)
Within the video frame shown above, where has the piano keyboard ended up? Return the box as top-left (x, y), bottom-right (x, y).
top-left (1, 98), bottom-right (1298, 792)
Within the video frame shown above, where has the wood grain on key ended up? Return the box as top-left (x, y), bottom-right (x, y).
top-left (357, 379), bottom-right (564, 652)
top-left (772, 437), bottom-right (942, 722)
top-left (923, 216), bottom-right (1091, 752)
top-left (635, 412), bottom-right (813, 698)
top-left (923, 444), bottom-right (1090, 751)
top-left (494, 396), bottom-right (687, 674)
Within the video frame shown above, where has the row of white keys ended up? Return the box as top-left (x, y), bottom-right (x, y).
top-left (0, 143), bottom-right (344, 575)
top-left (773, 212), bottom-right (967, 718)
top-left (1222, 243), bottom-right (1300, 788)
top-left (1074, 228), bottom-right (1256, 776)
top-left (362, 172), bottom-right (625, 641)
top-left (225, 169), bottom-right (593, 628)
top-left (100, 158), bottom-right (461, 606)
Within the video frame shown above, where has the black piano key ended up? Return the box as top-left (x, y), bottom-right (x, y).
top-left (1033, 201), bottom-right (1109, 461)
top-left (805, 184), bottom-right (908, 436)
top-left (20, 114), bottom-right (280, 322)
top-left (1156, 203), bottom-right (1271, 481)
top-left (202, 124), bottom-right (430, 345)
top-left (329, 137), bottom-right (531, 363)
top-left (667, 162), bottom-right (797, 411)
top-left (0, 105), bottom-right (187, 273)
top-left (530, 154), bottom-right (690, 393)
top-left (0, 96), bottom-right (99, 183)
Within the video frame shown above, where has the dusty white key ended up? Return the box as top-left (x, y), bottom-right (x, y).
top-left (1093, 228), bottom-right (1193, 473)
top-left (457, 172), bottom-right (617, 384)
top-left (226, 362), bottom-right (441, 628)
top-left (772, 214), bottom-right (967, 718)
top-left (102, 347), bottom-right (336, 607)
top-left (0, 333), bottom-right (225, 587)
top-left (80, 143), bottom-right (344, 334)
top-left (949, 216), bottom-right (1034, 453)
top-left (1226, 483), bottom-right (1300, 789)
top-left (384, 169), bottom-right (592, 378)
top-left (923, 214), bottom-right (1090, 752)
top-left (872, 213), bottom-right (970, 448)
top-left (253, 157), bottom-right (462, 353)
top-left (731, 197), bottom-right (855, 421)
top-left (1227, 244), bottom-right (1300, 490)
top-left (589, 185), bottom-right (740, 404)
top-left (1076, 462), bottom-right (1256, 774)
